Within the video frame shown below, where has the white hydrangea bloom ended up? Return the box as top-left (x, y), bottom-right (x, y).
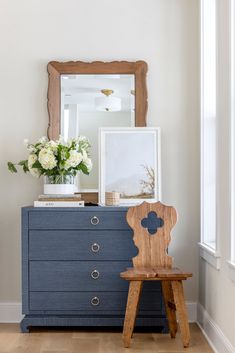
top-left (38, 148), bottom-right (57, 170)
top-left (82, 149), bottom-right (88, 160)
top-left (58, 135), bottom-right (67, 145)
top-left (64, 150), bottom-right (83, 170)
top-left (28, 154), bottom-right (40, 178)
top-left (83, 157), bottom-right (92, 172)
top-left (23, 138), bottom-right (29, 146)
top-left (38, 136), bottom-right (48, 144)
top-left (78, 136), bottom-right (88, 143)
top-left (28, 154), bottom-right (37, 168)
top-left (27, 145), bottom-right (37, 153)
top-left (46, 140), bottom-right (58, 152)
top-left (29, 167), bottom-right (40, 178)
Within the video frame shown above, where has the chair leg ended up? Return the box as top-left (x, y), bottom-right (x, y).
top-left (122, 280), bottom-right (143, 348)
top-left (172, 280), bottom-right (190, 348)
top-left (162, 281), bottom-right (177, 338)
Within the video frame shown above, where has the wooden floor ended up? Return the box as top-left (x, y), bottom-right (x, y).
top-left (0, 323), bottom-right (214, 353)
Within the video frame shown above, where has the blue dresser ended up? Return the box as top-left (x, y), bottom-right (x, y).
top-left (21, 206), bottom-right (167, 332)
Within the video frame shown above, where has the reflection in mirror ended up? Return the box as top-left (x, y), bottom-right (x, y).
top-left (61, 74), bottom-right (135, 190)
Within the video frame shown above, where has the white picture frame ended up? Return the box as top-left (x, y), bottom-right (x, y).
top-left (99, 127), bottom-right (161, 205)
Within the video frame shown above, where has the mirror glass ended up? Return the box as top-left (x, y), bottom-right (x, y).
top-left (60, 74), bottom-right (135, 190)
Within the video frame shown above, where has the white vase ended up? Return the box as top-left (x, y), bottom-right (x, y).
top-left (43, 175), bottom-right (75, 195)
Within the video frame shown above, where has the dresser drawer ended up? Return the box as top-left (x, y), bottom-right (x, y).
top-left (29, 230), bottom-right (137, 261)
top-left (29, 261), bottom-right (130, 291)
top-left (29, 261), bottom-right (162, 292)
top-left (29, 291), bottom-right (163, 312)
top-left (28, 210), bottom-right (130, 230)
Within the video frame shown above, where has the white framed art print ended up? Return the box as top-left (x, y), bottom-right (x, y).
top-left (99, 127), bottom-right (161, 205)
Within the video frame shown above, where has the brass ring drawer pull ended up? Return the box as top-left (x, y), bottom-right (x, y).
top-left (91, 243), bottom-right (100, 253)
top-left (91, 296), bottom-right (100, 306)
top-left (91, 216), bottom-right (99, 225)
top-left (91, 270), bottom-right (100, 279)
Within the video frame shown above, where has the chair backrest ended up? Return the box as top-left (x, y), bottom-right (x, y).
top-left (126, 201), bottom-right (177, 269)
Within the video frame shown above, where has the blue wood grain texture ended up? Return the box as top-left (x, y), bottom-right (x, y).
top-left (29, 291), bottom-right (162, 312)
top-left (29, 230), bottom-right (137, 261)
top-left (29, 261), bottom-right (131, 291)
top-left (21, 206), bottom-right (167, 332)
top-left (28, 209), bottom-right (130, 230)
top-left (22, 208), bottom-right (29, 315)
top-left (20, 315), bottom-right (168, 333)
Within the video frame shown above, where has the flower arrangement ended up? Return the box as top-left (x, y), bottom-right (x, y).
top-left (8, 136), bottom-right (92, 182)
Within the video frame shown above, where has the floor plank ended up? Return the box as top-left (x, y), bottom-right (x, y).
top-left (0, 324), bottom-right (214, 353)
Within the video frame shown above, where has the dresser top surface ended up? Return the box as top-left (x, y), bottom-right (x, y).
top-left (22, 206), bottom-right (129, 212)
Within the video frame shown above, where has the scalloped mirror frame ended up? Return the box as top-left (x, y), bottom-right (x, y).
top-left (47, 60), bottom-right (148, 139)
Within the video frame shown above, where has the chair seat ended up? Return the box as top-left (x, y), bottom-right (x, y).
top-left (120, 267), bottom-right (192, 280)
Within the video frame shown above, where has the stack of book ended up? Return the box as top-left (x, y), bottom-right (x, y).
top-left (34, 194), bottom-right (84, 207)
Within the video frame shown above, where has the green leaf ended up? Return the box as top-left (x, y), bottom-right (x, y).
top-left (23, 163), bottom-right (29, 173)
top-left (18, 160), bottom-right (27, 166)
top-left (32, 160), bottom-right (42, 169)
top-left (7, 162), bottom-right (17, 173)
top-left (79, 163), bottom-right (89, 175)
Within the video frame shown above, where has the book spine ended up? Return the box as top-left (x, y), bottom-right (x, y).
top-left (38, 198), bottom-right (82, 202)
top-left (34, 201), bottom-right (85, 207)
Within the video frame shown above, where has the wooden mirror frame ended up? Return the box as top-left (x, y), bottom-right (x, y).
top-left (47, 60), bottom-right (148, 139)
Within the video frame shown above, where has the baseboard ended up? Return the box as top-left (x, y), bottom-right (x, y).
top-left (0, 303), bottom-right (23, 323)
top-left (186, 301), bottom-right (197, 322)
top-left (0, 301), bottom-right (197, 324)
top-left (197, 303), bottom-right (235, 353)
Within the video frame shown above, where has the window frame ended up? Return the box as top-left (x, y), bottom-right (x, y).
top-left (200, 0), bottom-right (221, 268)
top-left (229, 0), bottom-right (235, 272)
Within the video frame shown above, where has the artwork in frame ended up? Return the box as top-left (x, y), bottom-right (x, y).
top-left (99, 127), bottom-right (161, 205)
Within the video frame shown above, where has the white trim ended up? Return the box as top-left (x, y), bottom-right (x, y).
top-left (197, 303), bottom-right (235, 353)
top-left (0, 301), bottom-right (197, 324)
top-left (186, 302), bottom-right (197, 323)
top-left (0, 303), bottom-right (23, 323)
top-left (227, 260), bottom-right (235, 282)
top-left (230, 0), bottom-right (235, 264)
top-left (200, 0), bottom-right (205, 249)
top-left (199, 242), bottom-right (221, 270)
top-left (215, 0), bottom-right (220, 255)
top-left (200, 0), bottom-right (219, 253)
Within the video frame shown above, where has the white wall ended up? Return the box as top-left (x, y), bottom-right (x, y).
top-left (198, 0), bottom-right (235, 350)
top-left (0, 0), bottom-right (199, 305)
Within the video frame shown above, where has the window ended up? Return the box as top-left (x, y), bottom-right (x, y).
top-left (230, 0), bottom-right (235, 264)
top-left (200, 0), bottom-right (217, 251)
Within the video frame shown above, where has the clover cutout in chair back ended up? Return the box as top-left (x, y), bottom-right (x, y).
top-left (141, 211), bottom-right (164, 234)
top-left (126, 201), bottom-right (177, 269)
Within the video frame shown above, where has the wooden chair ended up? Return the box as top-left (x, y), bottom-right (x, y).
top-left (120, 201), bottom-right (192, 348)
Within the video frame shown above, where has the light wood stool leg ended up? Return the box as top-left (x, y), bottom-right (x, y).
top-left (172, 280), bottom-right (190, 348)
top-left (162, 281), bottom-right (177, 338)
top-left (122, 280), bottom-right (143, 348)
